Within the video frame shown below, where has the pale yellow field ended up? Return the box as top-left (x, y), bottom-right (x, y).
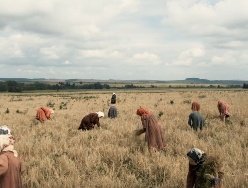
top-left (0, 90), bottom-right (247, 188)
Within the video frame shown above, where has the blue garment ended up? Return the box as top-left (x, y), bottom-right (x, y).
top-left (188, 111), bottom-right (204, 131)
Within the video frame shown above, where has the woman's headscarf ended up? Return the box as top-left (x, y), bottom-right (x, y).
top-left (96, 111), bottom-right (104, 118)
top-left (136, 107), bottom-right (151, 116)
top-left (191, 102), bottom-right (200, 111)
top-left (187, 148), bottom-right (205, 164)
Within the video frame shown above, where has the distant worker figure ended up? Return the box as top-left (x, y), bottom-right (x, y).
top-left (188, 102), bottom-right (204, 131)
top-left (186, 148), bottom-right (224, 188)
top-left (111, 93), bottom-right (116, 104)
top-left (78, 112), bottom-right (104, 131)
top-left (217, 100), bottom-right (230, 122)
top-left (0, 126), bottom-right (22, 188)
top-left (135, 107), bottom-right (165, 152)
top-left (108, 105), bottom-right (117, 119)
top-left (36, 107), bottom-right (54, 122)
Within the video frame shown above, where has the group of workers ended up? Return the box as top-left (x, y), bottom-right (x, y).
top-left (0, 92), bottom-right (230, 187)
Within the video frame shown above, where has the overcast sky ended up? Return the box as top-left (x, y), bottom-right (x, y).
top-left (0, 0), bottom-right (247, 80)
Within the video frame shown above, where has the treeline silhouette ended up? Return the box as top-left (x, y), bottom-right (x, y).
top-left (0, 81), bottom-right (111, 92)
top-left (0, 80), bottom-right (247, 92)
top-left (0, 81), bottom-right (147, 92)
top-left (243, 83), bottom-right (248, 89)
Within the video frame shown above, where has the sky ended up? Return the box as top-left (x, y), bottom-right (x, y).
top-left (0, 0), bottom-right (247, 80)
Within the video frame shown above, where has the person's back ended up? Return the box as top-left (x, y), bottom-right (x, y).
top-left (188, 111), bottom-right (204, 131)
top-left (108, 106), bottom-right (117, 118)
top-left (0, 151), bottom-right (22, 188)
top-left (111, 93), bottom-right (116, 104)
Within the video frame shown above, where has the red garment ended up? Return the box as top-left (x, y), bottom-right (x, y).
top-left (140, 113), bottom-right (166, 151)
top-left (36, 107), bottom-right (53, 122)
top-left (217, 101), bottom-right (230, 117)
top-left (191, 102), bottom-right (200, 111)
top-left (0, 151), bottom-right (22, 188)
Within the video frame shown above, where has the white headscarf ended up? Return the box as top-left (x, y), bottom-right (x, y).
top-left (96, 111), bottom-right (104, 118)
top-left (187, 148), bottom-right (205, 164)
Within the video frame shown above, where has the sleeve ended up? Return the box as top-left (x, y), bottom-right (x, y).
top-left (188, 114), bottom-right (192, 127)
top-left (0, 154), bottom-right (8, 175)
top-left (200, 116), bottom-right (204, 130)
top-left (95, 116), bottom-right (100, 127)
top-left (186, 164), bottom-right (196, 188)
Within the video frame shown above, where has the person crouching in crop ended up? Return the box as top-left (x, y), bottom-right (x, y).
top-left (135, 107), bottom-right (165, 152)
top-left (186, 148), bottom-right (224, 188)
top-left (217, 100), bottom-right (230, 123)
top-left (78, 111), bottom-right (104, 131)
top-left (36, 107), bottom-right (54, 122)
top-left (188, 102), bottom-right (205, 131)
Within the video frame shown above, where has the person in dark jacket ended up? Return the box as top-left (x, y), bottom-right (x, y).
top-left (186, 148), bottom-right (224, 188)
top-left (78, 111), bottom-right (104, 131)
top-left (108, 105), bottom-right (117, 119)
top-left (188, 102), bottom-right (204, 131)
top-left (111, 93), bottom-right (116, 104)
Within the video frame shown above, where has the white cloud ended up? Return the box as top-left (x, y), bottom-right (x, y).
top-left (132, 52), bottom-right (161, 65)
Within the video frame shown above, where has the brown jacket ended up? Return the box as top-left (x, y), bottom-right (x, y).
top-left (78, 113), bottom-right (100, 130)
top-left (0, 151), bottom-right (22, 188)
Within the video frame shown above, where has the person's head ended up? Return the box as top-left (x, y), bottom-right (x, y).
top-left (112, 93), bottom-right (116, 96)
top-left (187, 148), bottom-right (205, 165)
top-left (191, 102), bottom-right (200, 111)
top-left (136, 107), bottom-right (151, 116)
top-left (96, 111), bottom-right (104, 118)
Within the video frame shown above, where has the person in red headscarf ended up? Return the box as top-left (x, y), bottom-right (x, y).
top-left (217, 101), bottom-right (230, 122)
top-left (135, 107), bottom-right (165, 152)
top-left (36, 107), bottom-right (54, 122)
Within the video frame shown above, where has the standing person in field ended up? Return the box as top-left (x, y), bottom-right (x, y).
top-left (108, 105), bottom-right (117, 119)
top-left (0, 126), bottom-right (22, 188)
top-left (186, 148), bottom-right (224, 188)
top-left (36, 107), bottom-right (54, 122)
top-left (135, 107), bottom-right (165, 152)
top-left (111, 93), bottom-right (116, 104)
top-left (78, 111), bottom-right (104, 131)
top-left (217, 100), bottom-right (230, 122)
top-left (188, 102), bottom-right (205, 131)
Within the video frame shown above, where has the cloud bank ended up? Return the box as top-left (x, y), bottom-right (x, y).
top-left (0, 0), bottom-right (247, 80)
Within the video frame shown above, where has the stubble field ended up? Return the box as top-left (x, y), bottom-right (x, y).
top-left (0, 89), bottom-right (247, 188)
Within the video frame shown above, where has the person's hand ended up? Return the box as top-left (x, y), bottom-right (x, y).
top-left (9, 135), bottom-right (15, 144)
top-left (134, 129), bottom-right (145, 136)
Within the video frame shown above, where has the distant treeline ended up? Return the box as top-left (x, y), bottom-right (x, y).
top-left (0, 80), bottom-right (247, 92)
top-left (0, 81), bottom-right (146, 92)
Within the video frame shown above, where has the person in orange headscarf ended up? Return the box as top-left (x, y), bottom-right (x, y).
top-left (188, 102), bottom-right (204, 131)
top-left (36, 107), bottom-right (54, 122)
top-left (217, 100), bottom-right (230, 122)
top-left (135, 107), bottom-right (165, 152)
